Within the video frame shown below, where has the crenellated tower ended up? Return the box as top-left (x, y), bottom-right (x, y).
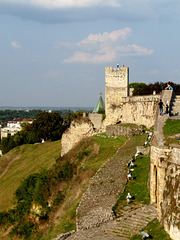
top-left (105, 64), bottom-right (129, 124)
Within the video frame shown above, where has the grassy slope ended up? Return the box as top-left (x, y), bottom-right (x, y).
top-left (41, 134), bottom-right (128, 240)
top-left (163, 119), bottom-right (180, 136)
top-left (0, 134), bottom-right (128, 240)
top-left (0, 131), bottom-right (172, 240)
top-left (163, 119), bottom-right (180, 145)
top-left (113, 155), bottom-right (150, 216)
top-left (0, 141), bottom-right (61, 211)
top-left (130, 219), bottom-right (172, 240)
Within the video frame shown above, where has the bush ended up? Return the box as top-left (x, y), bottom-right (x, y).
top-left (52, 191), bottom-right (65, 207)
top-left (10, 222), bottom-right (37, 239)
top-left (1, 135), bottom-right (16, 154)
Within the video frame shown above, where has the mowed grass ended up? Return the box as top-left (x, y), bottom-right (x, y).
top-left (0, 141), bottom-right (61, 211)
top-left (88, 133), bottom-right (128, 170)
top-left (163, 119), bottom-right (180, 145)
top-left (163, 119), bottom-right (180, 136)
top-left (113, 154), bottom-right (150, 215)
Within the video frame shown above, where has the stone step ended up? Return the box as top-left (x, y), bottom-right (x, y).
top-left (109, 224), bottom-right (143, 233)
top-left (119, 214), bottom-right (152, 222)
top-left (105, 229), bottom-right (134, 238)
top-left (114, 220), bottom-right (149, 230)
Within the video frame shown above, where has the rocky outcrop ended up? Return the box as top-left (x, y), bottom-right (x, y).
top-left (61, 118), bottom-right (96, 156)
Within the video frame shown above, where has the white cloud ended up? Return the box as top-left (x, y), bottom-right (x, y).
top-left (11, 41), bottom-right (22, 49)
top-left (63, 28), bottom-right (154, 63)
top-left (79, 28), bottom-right (132, 46)
top-left (4, 0), bottom-right (121, 9)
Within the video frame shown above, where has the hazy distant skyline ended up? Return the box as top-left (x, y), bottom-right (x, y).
top-left (0, 0), bottom-right (180, 107)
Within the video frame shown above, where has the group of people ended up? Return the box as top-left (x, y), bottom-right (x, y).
top-left (158, 84), bottom-right (173, 115)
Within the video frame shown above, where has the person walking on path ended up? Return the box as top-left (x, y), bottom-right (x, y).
top-left (158, 99), bottom-right (164, 115)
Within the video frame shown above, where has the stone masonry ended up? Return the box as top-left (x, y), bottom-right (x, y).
top-left (106, 124), bottom-right (143, 137)
top-left (150, 90), bottom-right (180, 240)
top-left (104, 65), bottom-right (160, 128)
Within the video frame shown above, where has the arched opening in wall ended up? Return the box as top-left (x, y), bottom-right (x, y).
top-left (153, 165), bottom-right (158, 203)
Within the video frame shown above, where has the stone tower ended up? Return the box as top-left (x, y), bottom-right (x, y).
top-left (105, 64), bottom-right (129, 124)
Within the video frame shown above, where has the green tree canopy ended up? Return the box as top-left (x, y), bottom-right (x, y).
top-left (32, 111), bottom-right (64, 141)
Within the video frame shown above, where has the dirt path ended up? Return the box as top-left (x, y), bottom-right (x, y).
top-left (0, 149), bottom-right (22, 180)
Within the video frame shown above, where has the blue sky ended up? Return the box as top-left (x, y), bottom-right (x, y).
top-left (0, 0), bottom-right (180, 107)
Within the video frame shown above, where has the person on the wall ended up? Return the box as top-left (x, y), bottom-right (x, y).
top-left (158, 99), bottom-right (164, 115)
top-left (165, 84), bottom-right (173, 90)
top-left (165, 100), bottom-right (169, 115)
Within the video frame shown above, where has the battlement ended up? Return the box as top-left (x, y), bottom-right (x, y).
top-left (105, 66), bottom-right (129, 91)
top-left (104, 65), bottom-right (160, 128)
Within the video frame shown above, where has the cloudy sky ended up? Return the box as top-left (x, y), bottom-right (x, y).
top-left (0, 0), bottom-right (180, 107)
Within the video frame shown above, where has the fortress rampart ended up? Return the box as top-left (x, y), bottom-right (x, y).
top-left (104, 65), bottom-right (160, 128)
top-left (60, 64), bottom-right (180, 239)
top-left (150, 145), bottom-right (180, 240)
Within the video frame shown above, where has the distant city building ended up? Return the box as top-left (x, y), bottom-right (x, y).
top-left (1, 118), bottom-right (34, 139)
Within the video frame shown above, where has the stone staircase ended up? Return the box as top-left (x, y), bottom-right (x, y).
top-left (104, 205), bottom-right (157, 239)
top-left (75, 137), bottom-right (141, 231)
top-left (53, 136), bottom-right (157, 240)
top-left (59, 205), bottom-right (156, 240)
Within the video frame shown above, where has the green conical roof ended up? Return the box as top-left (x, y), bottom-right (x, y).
top-left (93, 94), bottom-right (105, 113)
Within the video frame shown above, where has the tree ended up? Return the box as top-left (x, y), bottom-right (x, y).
top-left (129, 82), bottom-right (148, 96)
top-left (32, 111), bottom-right (64, 141)
top-left (72, 111), bottom-right (84, 120)
top-left (1, 135), bottom-right (16, 154)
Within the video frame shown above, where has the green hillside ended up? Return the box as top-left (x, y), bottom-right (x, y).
top-left (0, 131), bottom-right (172, 240)
top-left (0, 134), bottom-right (128, 239)
top-left (0, 141), bottom-right (61, 211)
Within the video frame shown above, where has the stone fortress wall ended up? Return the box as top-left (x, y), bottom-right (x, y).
top-left (149, 89), bottom-right (180, 240)
top-left (61, 64), bottom-right (161, 157)
top-left (60, 64), bottom-right (180, 239)
top-left (104, 65), bottom-right (160, 128)
top-left (150, 146), bottom-right (180, 240)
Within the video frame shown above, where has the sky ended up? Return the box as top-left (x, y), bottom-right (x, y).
top-left (0, 0), bottom-right (180, 108)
